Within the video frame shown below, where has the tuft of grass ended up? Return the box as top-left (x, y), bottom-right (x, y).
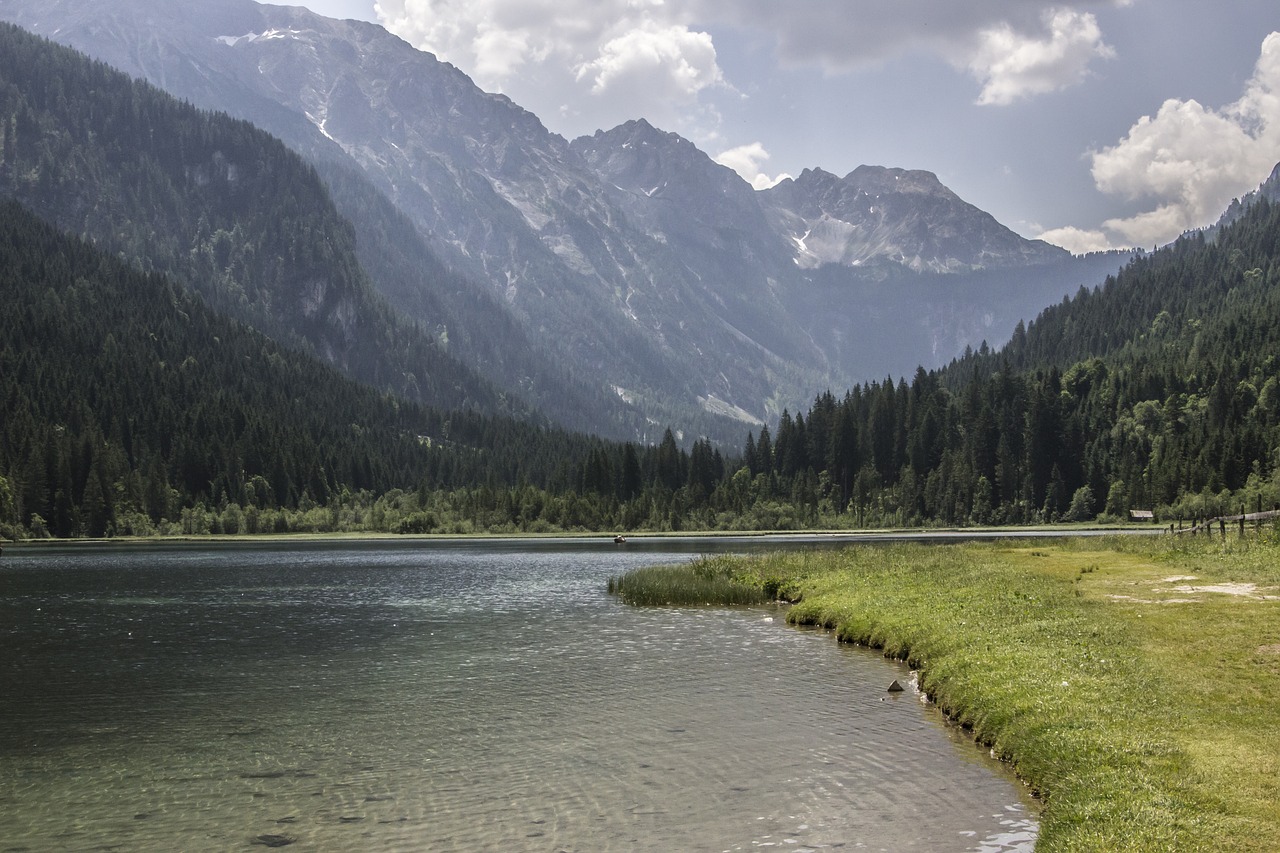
top-left (697, 535), bottom-right (1280, 852)
top-left (607, 556), bottom-right (773, 606)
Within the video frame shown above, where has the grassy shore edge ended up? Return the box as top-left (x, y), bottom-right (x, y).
top-left (636, 535), bottom-right (1279, 851)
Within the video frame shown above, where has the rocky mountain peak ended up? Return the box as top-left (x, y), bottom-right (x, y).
top-left (844, 165), bottom-right (957, 199)
top-left (1, 0), bottom-right (1093, 440)
top-left (762, 161), bottom-right (1066, 272)
top-left (570, 119), bottom-right (747, 204)
top-left (1214, 160), bottom-right (1280, 230)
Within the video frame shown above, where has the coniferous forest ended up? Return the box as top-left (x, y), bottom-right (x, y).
top-left (2, 23), bottom-right (1279, 539)
top-left (4, 191), bottom-right (1279, 539)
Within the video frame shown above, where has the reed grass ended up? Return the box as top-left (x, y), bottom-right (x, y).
top-left (607, 559), bottom-right (772, 606)
top-left (621, 534), bottom-right (1280, 851)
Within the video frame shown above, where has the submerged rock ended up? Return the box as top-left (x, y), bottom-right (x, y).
top-left (252, 834), bottom-right (296, 848)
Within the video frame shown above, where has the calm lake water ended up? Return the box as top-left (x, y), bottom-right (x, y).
top-left (0, 538), bottom-right (1036, 851)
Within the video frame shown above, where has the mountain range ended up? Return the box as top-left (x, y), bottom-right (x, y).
top-left (3, 2), bottom-right (1279, 542)
top-left (0, 0), bottom-right (1129, 442)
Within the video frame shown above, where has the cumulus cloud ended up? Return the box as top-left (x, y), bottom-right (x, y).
top-left (966, 9), bottom-right (1114, 106)
top-left (373, 0), bottom-right (726, 139)
top-left (688, 0), bottom-right (1125, 99)
top-left (373, 0), bottom-right (1127, 148)
top-left (1035, 225), bottom-right (1115, 255)
top-left (713, 142), bottom-right (791, 190)
top-left (1091, 32), bottom-right (1280, 246)
top-left (575, 22), bottom-right (723, 100)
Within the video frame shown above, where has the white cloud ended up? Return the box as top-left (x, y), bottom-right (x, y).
top-left (1091, 32), bottom-right (1280, 246)
top-left (1035, 225), bottom-right (1115, 254)
top-left (372, 0), bottom-right (1128, 149)
top-left (713, 142), bottom-right (791, 190)
top-left (689, 1), bottom-right (1126, 98)
top-left (966, 9), bottom-right (1114, 106)
top-left (575, 22), bottom-right (724, 100)
top-left (373, 0), bottom-right (726, 138)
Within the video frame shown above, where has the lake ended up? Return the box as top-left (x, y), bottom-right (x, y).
top-left (0, 538), bottom-right (1036, 851)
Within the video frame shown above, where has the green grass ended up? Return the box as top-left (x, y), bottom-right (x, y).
top-left (619, 533), bottom-right (1280, 851)
top-left (607, 560), bottom-right (773, 606)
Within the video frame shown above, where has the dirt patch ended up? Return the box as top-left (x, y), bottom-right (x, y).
top-left (1107, 593), bottom-right (1199, 604)
top-left (1258, 644), bottom-right (1280, 656)
top-left (1107, 580), bottom-right (1280, 604)
top-left (1161, 582), bottom-right (1279, 600)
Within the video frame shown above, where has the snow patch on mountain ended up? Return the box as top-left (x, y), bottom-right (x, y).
top-left (216, 29), bottom-right (302, 47)
top-left (9, 0), bottom-right (1089, 441)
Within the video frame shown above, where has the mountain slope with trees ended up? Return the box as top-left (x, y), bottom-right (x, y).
top-left (0, 200), bottom-right (726, 538)
top-left (0, 0), bottom-right (1124, 439)
top-left (719, 182), bottom-right (1280, 527)
top-left (3, 176), bottom-right (1276, 539)
top-left (0, 21), bottom-right (509, 416)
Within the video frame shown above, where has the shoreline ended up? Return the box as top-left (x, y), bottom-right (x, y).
top-left (717, 535), bottom-right (1280, 850)
top-left (0, 523), bottom-right (1155, 550)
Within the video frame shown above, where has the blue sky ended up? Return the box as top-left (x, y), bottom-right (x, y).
top-left (285, 0), bottom-right (1279, 253)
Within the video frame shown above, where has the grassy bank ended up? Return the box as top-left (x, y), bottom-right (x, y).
top-left (606, 560), bottom-right (772, 606)
top-left (623, 534), bottom-right (1280, 851)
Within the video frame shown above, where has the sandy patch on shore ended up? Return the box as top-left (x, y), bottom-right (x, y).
top-left (1107, 577), bottom-right (1279, 604)
top-left (1161, 581), bottom-right (1279, 600)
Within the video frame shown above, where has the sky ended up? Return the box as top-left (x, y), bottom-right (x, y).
top-left (284, 0), bottom-right (1279, 254)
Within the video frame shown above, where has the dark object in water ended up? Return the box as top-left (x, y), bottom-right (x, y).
top-left (252, 834), bottom-right (297, 847)
top-left (887, 680), bottom-right (905, 693)
top-left (614, 535), bottom-right (627, 544)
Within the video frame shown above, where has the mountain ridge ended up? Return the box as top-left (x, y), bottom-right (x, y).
top-left (0, 21), bottom-right (533, 414)
top-left (0, 0), bottom-right (1120, 438)
top-left (761, 165), bottom-right (1068, 273)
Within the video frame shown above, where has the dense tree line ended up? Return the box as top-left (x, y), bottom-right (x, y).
top-left (471, 191), bottom-right (1280, 532)
top-left (0, 21), bottom-right (752, 446)
top-left (710, 192), bottom-right (1280, 526)
top-left (4, 18), bottom-right (1279, 539)
top-left (4, 187), bottom-right (1279, 539)
top-left (0, 202), bottom-right (724, 538)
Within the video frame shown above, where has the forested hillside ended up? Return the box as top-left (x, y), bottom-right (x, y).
top-left (4, 190), bottom-right (1277, 539)
top-left (2, 18), bottom-right (1277, 539)
top-left (434, 185), bottom-right (1276, 533)
top-left (0, 202), bottom-right (721, 538)
top-left (718, 191), bottom-right (1280, 527)
top-left (0, 0), bottom-right (1122, 442)
top-left (0, 22), bottom-right (506, 416)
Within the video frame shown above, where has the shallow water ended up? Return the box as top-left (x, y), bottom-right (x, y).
top-left (0, 539), bottom-right (1036, 851)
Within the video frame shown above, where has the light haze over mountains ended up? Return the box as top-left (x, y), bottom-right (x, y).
top-left (268, 0), bottom-right (1280, 257)
top-left (6, 0), bottom-right (1257, 443)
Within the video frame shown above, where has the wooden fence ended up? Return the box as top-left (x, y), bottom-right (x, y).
top-left (1169, 509), bottom-right (1280, 537)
